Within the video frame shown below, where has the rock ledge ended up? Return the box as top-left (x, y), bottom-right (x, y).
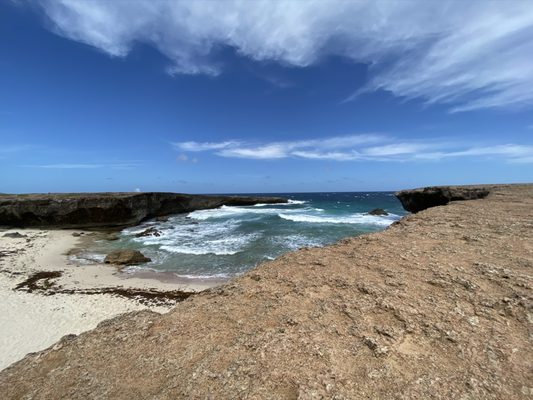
top-left (0, 192), bottom-right (287, 228)
top-left (395, 184), bottom-right (495, 212)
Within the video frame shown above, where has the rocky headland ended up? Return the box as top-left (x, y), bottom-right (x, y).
top-left (0, 184), bottom-right (532, 399)
top-left (0, 192), bottom-right (287, 228)
top-left (395, 184), bottom-right (495, 213)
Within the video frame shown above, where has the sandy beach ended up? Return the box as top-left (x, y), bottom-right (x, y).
top-left (2, 184), bottom-right (531, 399)
top-left (0, 228), bottom-right (219, 371)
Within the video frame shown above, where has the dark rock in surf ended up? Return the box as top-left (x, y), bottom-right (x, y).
top-left (368, 208), bottom-right (388, 216)
top-left (135, 227), bottom-right (162, 238)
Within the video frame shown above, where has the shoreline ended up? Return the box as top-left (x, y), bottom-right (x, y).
top-left (0, 228), bottom-right (224, 371)
top-left (1, 184), bottom-right (531, 398)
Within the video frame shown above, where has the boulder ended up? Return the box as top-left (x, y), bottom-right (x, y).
top-left (3, 232), bottom-right (26, 238)
top-left (368, 208), bottom-right (388, 216)
top-left (135, 227), bottom-right (162, 238)
top-left (104, 250), bottom-right (151, 265)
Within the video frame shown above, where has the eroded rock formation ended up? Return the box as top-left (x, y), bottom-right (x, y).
top-left (0, 192), bottom-right (287, 228)
top-left (395, 184), bottom-right (494, 212)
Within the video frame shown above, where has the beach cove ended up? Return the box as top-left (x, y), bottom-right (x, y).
top-left (1, 184), bottom-right (532, 398)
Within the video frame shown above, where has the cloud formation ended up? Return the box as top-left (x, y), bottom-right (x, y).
top-left (173, 135), bottom-right (533, 163)
top-left (24, 162), bottom-right (141, 169)
top-left (36, 0), bottom-right (533, 111)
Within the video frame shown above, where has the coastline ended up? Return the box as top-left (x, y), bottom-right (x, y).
top-left (1, 184), bottom-right (531, 398)
top-left (0, 228), bottom-right (222, 370)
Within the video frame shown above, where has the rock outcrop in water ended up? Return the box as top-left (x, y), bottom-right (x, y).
top-left (0, 192), bottom-right (287, 228)
top-left (1, 184), bottom-right (531, 398)
top-left (395, 184), bottom-right (494, 212)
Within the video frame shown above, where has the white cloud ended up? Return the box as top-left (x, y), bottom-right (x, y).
top-left (362, 143), bottom-right (430, 157)
top-left (35, 0), bottom-right (533, 111)
top-left (173, 134), bottom-right (533, 163)
top-left (176, 152), bottom-right (200, 163)
top-left (24, 162), bottom-right (140, 169)
top-left (31, 163), bottom-right (103, 169)
top-left (173, 141), bottom-right (239, 152)
top-left (218, 145), bottom-right (288, 159)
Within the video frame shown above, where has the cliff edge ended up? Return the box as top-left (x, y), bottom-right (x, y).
top-left (394, 184), bottom-right (498, 213)
top-left (0, 192), bottom-right (287, 228)
top-left (1, 184), bottom-right (531, 399)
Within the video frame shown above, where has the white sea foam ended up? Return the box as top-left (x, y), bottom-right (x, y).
top-left (271, 234), bottom-right (324, 250)
top-left (161, 246), bottom-right (239, 255)
top-left (174, 273), bottom-right (233, 279)
top-left (69, 252), bottom-right (106, 265)
top-left (254, 199), bottom-right (307, 206)
top-left (188, 204), bottom-right (311, 220)
top-left (278, 212), bottom-right (399, 226)
top-left (160, 233), bottom-right (259, 255)
top-left (287, 199), bottom-right (306, 204)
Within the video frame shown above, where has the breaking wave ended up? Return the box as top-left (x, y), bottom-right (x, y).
top-left (278, 212), bottom-right (399, 226)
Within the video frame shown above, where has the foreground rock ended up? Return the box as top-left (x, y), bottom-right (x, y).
top-left (0, 192), bottom-right (287, 228)
top-left (1, 184), bottom-right (532, 399)
top-left (104, 250), bottom-right (151, 265)
top-left (395, 184), bottom-right (493, 212)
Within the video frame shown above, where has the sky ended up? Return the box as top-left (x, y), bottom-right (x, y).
top-left (1, 0), bottom-right (532, 194)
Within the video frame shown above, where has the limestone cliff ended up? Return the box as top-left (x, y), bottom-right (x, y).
top-left (395, 184), bottom-right (496, 212)
top-left (0, 192), bottom-right (287, 228)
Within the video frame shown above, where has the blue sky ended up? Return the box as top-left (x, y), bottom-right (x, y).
top-left (1, 0), bottom-right (532, 194)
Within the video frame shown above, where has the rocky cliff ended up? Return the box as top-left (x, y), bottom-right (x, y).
top-left (1, 184), bottom-right (531, 398)
top-left (395, 184), bottom-right (497, 212)
top-left (0, 192), bottom-right (287, 228)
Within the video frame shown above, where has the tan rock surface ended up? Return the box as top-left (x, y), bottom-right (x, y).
top-left (1, 184), bottom-right (532, 399)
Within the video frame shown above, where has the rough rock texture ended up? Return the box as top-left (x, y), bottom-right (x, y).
top-left (0, 192), bottom-right (287, 228)
top-left (1, 184), bottom-right (532, 399)
top-left (104, 250), bottom-right (151, 266)
top-left (395, 184), bottom-right (495, 212)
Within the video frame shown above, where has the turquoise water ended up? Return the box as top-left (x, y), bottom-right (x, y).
top-left (83, 192), bottom-right (406, 279)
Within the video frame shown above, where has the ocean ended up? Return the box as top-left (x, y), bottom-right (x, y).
top-left (78, 192), bottom-right (406, 280)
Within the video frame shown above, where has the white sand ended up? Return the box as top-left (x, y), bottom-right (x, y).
top-left (0, 229), bottom-right (218, 371)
